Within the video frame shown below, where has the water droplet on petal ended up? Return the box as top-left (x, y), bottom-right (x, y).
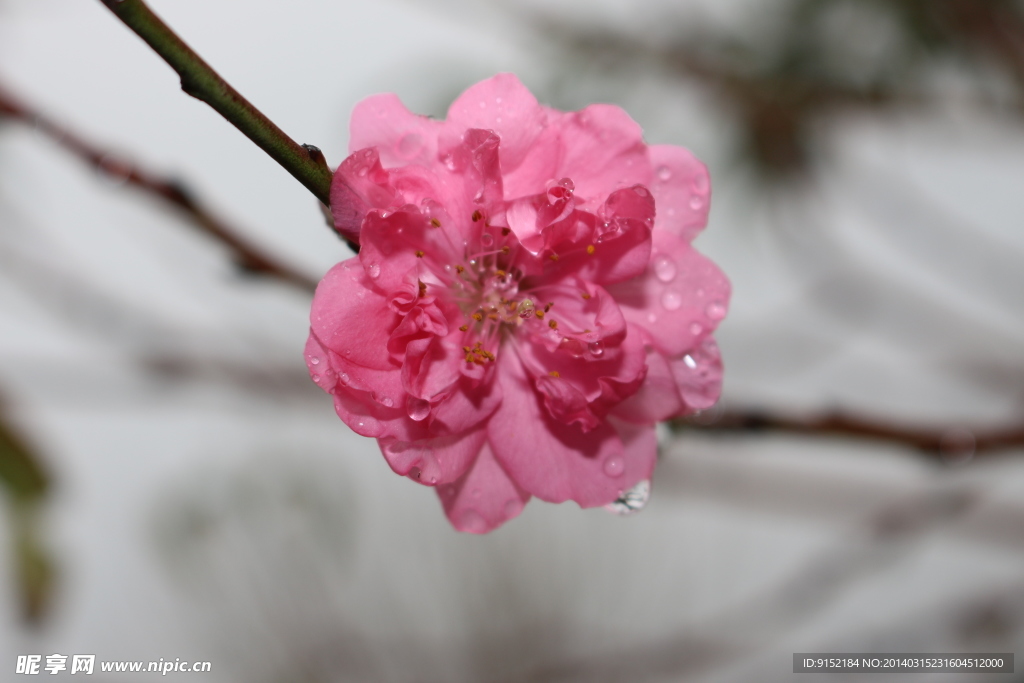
top-left (603, 456), bottom-right (625, 477)
top-left (480, 232), bottom-right (494, 247)
top-left (689, 322), bottom-right (703, 336)
top-left (605, 479), bottom-right (651, 515)
top-left (683, 354), bottom-right (697, 369)
top-left (428, 475), bottom-right (438, 484)
top-left (706, 301), bottom-right (726, 320)
top-left (652, 254), bottom-right (677, 282)
top-left (459, 510), bottom-right (486, 533)
top-left (647, 312), bottom-right (658, 324)
top-left (407, 397), bottom-right (430, 421)
top-left (661, 290), bottom-right (682, 311)
top-left (588, 341), bottom-right (604, 357)
top-left (339, 372), bottom-right (350, 385)
top-left (311, 373), bottom-right (321, 383)
top-left (397, 132), bottom-right (424, 159)
top-left (689, 195), bottom-right (704, 210)
top-left (367, 263), bottom-right (381, 279)
top-left (504, 499), bottom-right (523, 518)
top-left (309, 356), bottom-right (320, 365)
top-left (657, 166), bottom-right (672, 181)
top-left (381, 397), bottom-right (394, 407)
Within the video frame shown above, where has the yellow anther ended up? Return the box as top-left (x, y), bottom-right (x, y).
top-left (549, 253), bottom-right (560, 262)
top-left (455, 265), bottom-right (465, 274)
top-left (548, 371), bottom-right (560, 378)
top-left (501, 245), bottom-right (510, 255)
top-left (418, 280), bottom-right (427, 297)
top-left (581, 292), bottom-right (591, 300)
top-left (430, 218), bottom-right (442, 228)
top-left (544, 303), bottom-right (553, 312)
top-left (535, 310), bottom-right (545, 319)
top-left (415, 250), bottom-right (425, 258)
top-left (459, 324), bottom-right (468, 331)
top-left (548, 320), bottom-right (558, 329)
top-left (496, 270), bottom-right (507, 278)
top-left (586, 244), bottom-right (595, 255)
top-left (472, 210), bottom-right (483, 222)
top-left (501, 227), bottom-right (511, 236)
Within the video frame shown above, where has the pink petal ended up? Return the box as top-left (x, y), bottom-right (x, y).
top-left (648, 145), bottom-right (711, 242)
top-left (349, 93), bottom-right (442, 168)
top-left (444, 73), bottom-right (546, 172)
top-left (486, 349), bottom-right (635, 507)
top-left (437, 441), bottom-right (531, 534)
top-left (553, 104), bottom-right (651, 206)
top-left (610, 330), bottom-right (685, 423)
top-left (310, 259), bottom-right (400, 370)
top-left (380, 428), bottom-right (487, 486)
top-left (329, 148), bottom-right (397, 243)
top-left (429, 370), bottom-right (502, 435)
top-left (606, 230), bottom-right (730, 357)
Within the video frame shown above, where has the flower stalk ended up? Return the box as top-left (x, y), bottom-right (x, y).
top-left (98, 0), bottom-right (333, 206)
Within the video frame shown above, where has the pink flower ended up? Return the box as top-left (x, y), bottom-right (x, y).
top-left (306, 74), bottom-right (729, 533)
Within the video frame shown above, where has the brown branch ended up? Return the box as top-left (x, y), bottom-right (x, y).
top-left (674, 409), bottom-right (1024, 460)
top-left (0, 82), bottom-right (318, 294)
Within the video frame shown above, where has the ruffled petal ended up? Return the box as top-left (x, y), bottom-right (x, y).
top-left (553, 104), bottom-right (651, 207)
top-left (444, 73), bottom-right (547, 173)
top-left (310, 259), bottom-right (400, 370)
top-left (437, 441), bottom-right (531, 533)
top-left (348, 93), bottom-right (442, 168)
top-left (329, 148), bottom-right (398, 243)
top-left (486, 349), bottom-right (632, 507)
top-left (648, 144), bottom-right (711, 242)
top-left (605, 230), bottom-right (730, 357)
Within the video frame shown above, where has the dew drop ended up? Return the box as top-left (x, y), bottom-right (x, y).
top-left (407, 397), bottom-right (430, 421)
top-left (605, 479), bottom-right (651, 515)
top-left (603, 456), bottom-right (625, 477)
top-left (661, 290), bottom-right (682, 311)
top-left (652, 254), bottom-right (677, 282)
top-left (357, 166), bottom-right (368, 178)
top-left (311, 373), bottom-right (321, 383)
top-left (657, 165), bottom-right (672, 181)
top-left (504, 499), bottom-right (523, 518)
top-left (706, 301), bottom-right (726, 320)
top-left (381, 397), bottom-right (394, 408)
top-left (480, 232), bottom-right (494, 247)
top-left (339, 372), bottom-right (350, 385)
top-left (588, 341), bottom-right (604, 357)
top-left (367, 263), bottom-right (381, 279)
top-left (459, 510), bottom-right (487, 533)
top-left (397, 132), bottom-right (424, 159)
top-left (689, 322), bottom-right (703, 336)
top-left (495, 96), bottom-right (503, 104)
top-left (689, 195), bottom-right (705, 210)
top-left (309, 356), bottom-right (320, 365)
top-left (647, 312), bottom-right (658, 324)
top-left (683, 354), bottom-right (697, 369)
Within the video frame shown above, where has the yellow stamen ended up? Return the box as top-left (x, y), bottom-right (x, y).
top-left (548, 320), bottom-right (558, 329)
top-left (430, 218), bottom-right (442, 228)
top-left (586, 244), bottom-right (595, 255)
top-left (549, 253), bottom-right (559, 262)
top-left (415, 250), bottom-right (425, 258)
top-left (472, 210), bottom-right (483, 222)
top-left (548, 371), bottom-right (560, 378)
top-left (535, 310), bottom-right (545, 319)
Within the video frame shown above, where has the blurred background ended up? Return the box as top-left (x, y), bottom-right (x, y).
top-left (1, 0), bottom-right (1023, 681)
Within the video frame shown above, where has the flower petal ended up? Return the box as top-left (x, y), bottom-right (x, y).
top-left (672, 336), bottom-right (724, 413)
top-left (445, 73), bottom-right (546, 172)
top-left (380, 428), bottom-right (487, 486)
top-left (437, 441), bottom-right (531, 533)
top-left (553, 104), bottom-right (651, 206)
top-left (605, 230), bottom-right (730, 357)
top-left (310, 259), bottom-right (400, 370)
top-left (487, 349), bottom-right (634, 507)
top-left (349, 93), bottom-right (442, 168)
top-left (648, 144), bottom-right (711, 242)
top-left (329, 148), bottom-right (397, 243)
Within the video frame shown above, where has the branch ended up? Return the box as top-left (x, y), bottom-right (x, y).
top-left (0, 82), bottom-right (318, 294)
top-left (97, 0), bottom-right (332, 206)
top-left (674, 410), bottom-right (1024, 460)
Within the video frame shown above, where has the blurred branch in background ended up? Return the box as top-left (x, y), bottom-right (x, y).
top-left (0, 82), bottom-right (318, 293)
top-left (0, 398), bottom-right (54, 624)
top-left (524, 0), bottom-right (1024, 176)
